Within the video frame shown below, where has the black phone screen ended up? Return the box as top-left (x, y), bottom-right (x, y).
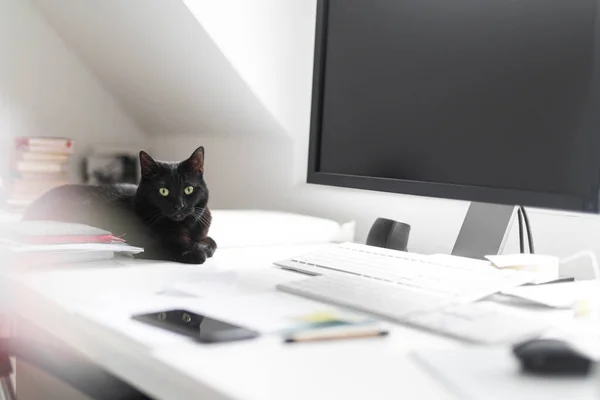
top-left (132, 309), bottom-right (259, 343)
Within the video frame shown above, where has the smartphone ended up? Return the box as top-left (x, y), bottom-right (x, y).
top-left (132, 309), bottom-right (259, 343)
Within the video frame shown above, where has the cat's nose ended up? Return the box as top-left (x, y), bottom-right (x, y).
top-left (174, 204), bottom-right (184, 211)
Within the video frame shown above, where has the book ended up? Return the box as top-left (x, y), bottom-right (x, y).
top-left (20, 152), bottom-right (70, 162)
top-left (0, 245), bottom-right (141, 268)
top-left (15, 137), bottom-right (75, 153)
top-left (16, 161), bottom-right (69, 173)
top-left (0, 221), bottom-right (123, 245)
top-left (21, 146), bottom-right (74, 155)
top-left (17, 137), bottom-right (73, 146)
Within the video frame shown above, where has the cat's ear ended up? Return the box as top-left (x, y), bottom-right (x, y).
top-left (184, 146), bottom-right (204, 174)
top-left (139, 151), bottom-right (159, 178)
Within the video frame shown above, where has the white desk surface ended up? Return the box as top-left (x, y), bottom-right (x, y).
top-left (5, 244), bottom-right (585, 400)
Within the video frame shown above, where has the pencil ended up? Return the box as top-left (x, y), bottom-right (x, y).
top-left (284, 329), bottom-right (389, 343)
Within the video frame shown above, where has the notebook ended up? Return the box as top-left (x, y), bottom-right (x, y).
top-left (0, 221), bottom-right (122, 244)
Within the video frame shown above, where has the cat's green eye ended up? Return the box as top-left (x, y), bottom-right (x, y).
top-left (184, 186), bottom-right (194, 195)
top-left (159, 188), bottom-right (169, 197)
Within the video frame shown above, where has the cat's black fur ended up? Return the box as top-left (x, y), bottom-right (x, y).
top-left (22, 147), bottom-right (217, 264)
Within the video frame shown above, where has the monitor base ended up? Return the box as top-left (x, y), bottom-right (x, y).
top-left (451, 202), bottom-right (517, 260)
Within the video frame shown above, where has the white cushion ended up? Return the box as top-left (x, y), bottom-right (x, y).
top-left (209, 209), bottom-right (355, 248)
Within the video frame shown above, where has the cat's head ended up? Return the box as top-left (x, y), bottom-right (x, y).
top-left (136, 147), bottom-right (209, 222)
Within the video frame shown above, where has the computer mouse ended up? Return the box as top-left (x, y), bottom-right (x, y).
top-left (512, 338), bottom-right (593, 375)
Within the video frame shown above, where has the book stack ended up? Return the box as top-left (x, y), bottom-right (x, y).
top-left (0, 221), bottom-right (144, 267)
top-left (8, 137), bottom-right (74, 210)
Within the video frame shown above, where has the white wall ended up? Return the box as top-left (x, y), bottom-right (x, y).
top-left (150, 134), bottom-right (295, 211)
top-left (183, 0), bottom-right (317, 182)
top-left (182, 0), bottom-right (307, 140)
top-left (30, 0), bottom-right (286, 139)
top-left (167, 0), bottom-right (600, 259)
top-left (0, 0), bottom-right (147, 181)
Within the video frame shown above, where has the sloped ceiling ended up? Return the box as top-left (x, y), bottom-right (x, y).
top-left (30, 0), bottom-right (287, 137)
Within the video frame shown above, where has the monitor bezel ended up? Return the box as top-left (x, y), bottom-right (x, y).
top-left (307, 0), bottom-right (600, 213)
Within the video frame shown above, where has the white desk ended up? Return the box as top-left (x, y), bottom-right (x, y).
top-left (5, 244), bottom-right (589, 400)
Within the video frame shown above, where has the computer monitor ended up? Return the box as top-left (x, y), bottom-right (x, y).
top-left (308, 0), bottom-right (600, 258)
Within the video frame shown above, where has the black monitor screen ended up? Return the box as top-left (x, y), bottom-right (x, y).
top-left (311, 0), bottom-right (600, 212)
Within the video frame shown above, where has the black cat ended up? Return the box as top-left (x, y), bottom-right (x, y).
top-left (22, 147), bottom-right (217, 264)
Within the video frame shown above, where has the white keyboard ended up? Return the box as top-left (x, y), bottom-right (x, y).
top-left (274, 242), bottom-right (534, 302)
top-left (277, 274), bottom-right (550, 344)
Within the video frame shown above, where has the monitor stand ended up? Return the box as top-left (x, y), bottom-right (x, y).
top-left (451, 202), bottom-right (517, 260)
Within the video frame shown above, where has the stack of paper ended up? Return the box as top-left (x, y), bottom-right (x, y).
top-left (0, 221), bottom-right (143, 267)
top-left (486, 253), bottom-right (560, 284)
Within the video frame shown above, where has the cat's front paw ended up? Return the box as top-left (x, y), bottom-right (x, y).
top-left (203, 237), bottom-right (217, 258)
top-left (178, 248), bottom-right (207, 264)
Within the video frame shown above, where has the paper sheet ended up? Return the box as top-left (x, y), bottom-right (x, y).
top-left (71, 289), bottom-right (361, 352)
top-left (501, 281), bottom-right (600, 309)
top-left (413, 347), bottom-right (599, 400)
top-left (159, 271), bottom-right (243, 298)
top-left (170, 292), bottom-right (356, 333)
top-left (8, 242), bottom-right (143, 253)
top-left (486, 254), bottom-right (559, 284)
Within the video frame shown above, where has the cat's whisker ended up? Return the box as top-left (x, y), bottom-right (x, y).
top-left (193, 212), bottom-right (205, 225)
top-left (189, 212), bottom-right (200, 223)
top-left (145, 213), bottom-right (160, 224)
top-left (195, 210), bottom-right (211, 226)
top-left (190, 209), bottom-right (211, 227)
top-left (193, 207), bottom-right (206, 218)
top-left (146, 212), bottom-right (164, 227)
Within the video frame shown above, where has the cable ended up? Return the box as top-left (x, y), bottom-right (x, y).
top-left (517, 207), bottom-right (525, 253)
top-left (520, 206), bottom-right (535, 254)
